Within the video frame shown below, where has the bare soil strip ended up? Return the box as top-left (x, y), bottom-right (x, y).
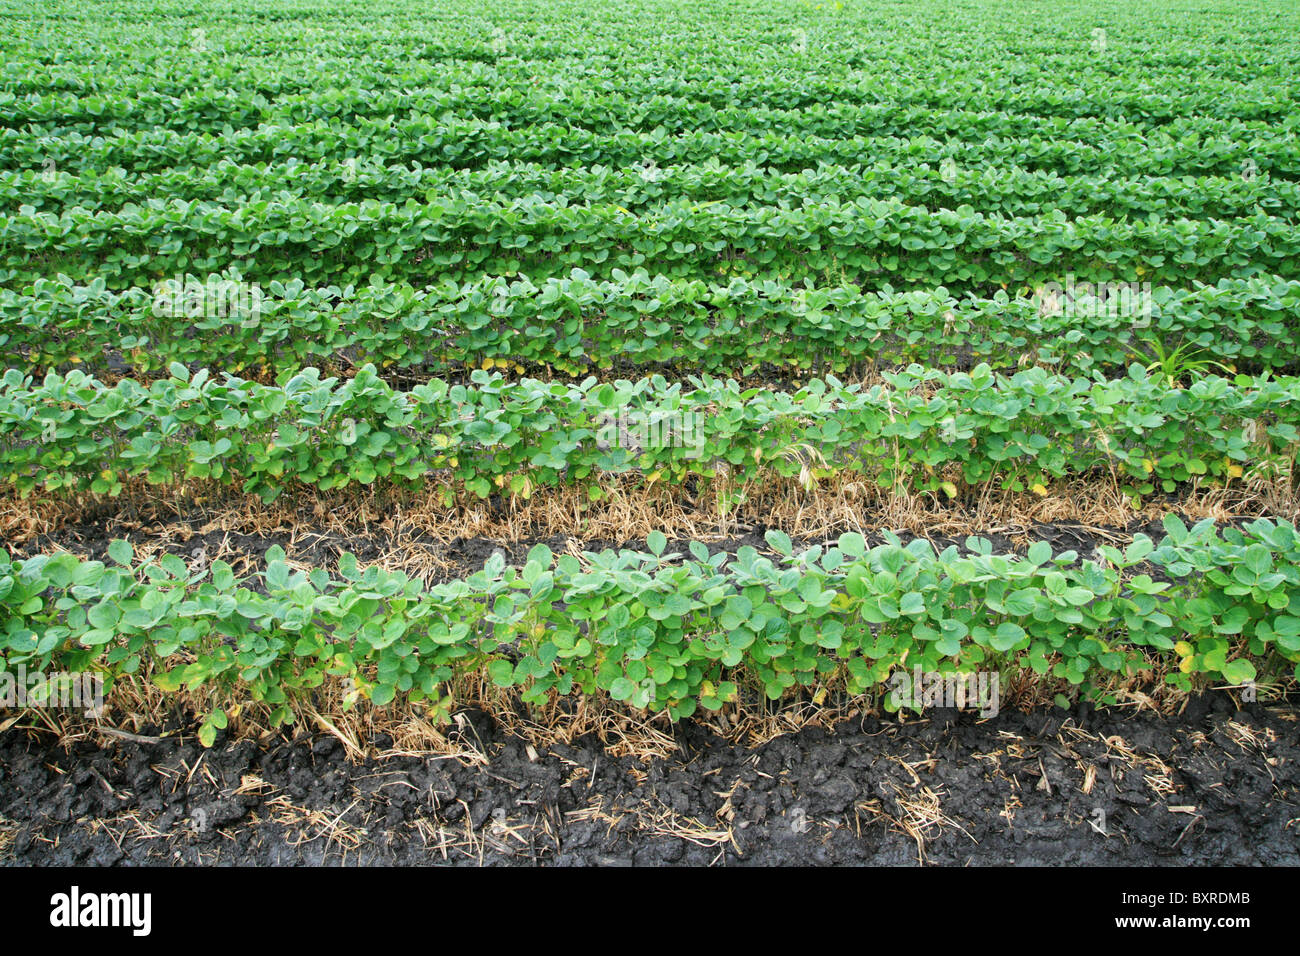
top-left (2, 696), bottom-right (1295, 866)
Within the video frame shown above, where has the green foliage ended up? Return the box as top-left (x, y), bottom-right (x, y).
top-left (5, 272), bottom-right (1299, 380)
top-left (0, 363), bottom-right (1294, 504)
top-left (2, 195), bottom-right (1296, 295)
top-left (3, 0), bottom-right (1299, 734)
top-left (1127, 338), bottom-right (1232, 387)
top-left (3, 518), bottom-right (1297, 743)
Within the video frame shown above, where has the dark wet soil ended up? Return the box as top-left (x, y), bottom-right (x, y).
top-left (2, 695), bottom-right (1296, 866)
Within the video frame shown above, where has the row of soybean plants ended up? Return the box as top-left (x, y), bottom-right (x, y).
top-left (0, 362), bottom-right (1293, 503)
top-left (2, 515), bottom-right (1296, 744)
top-left (5, 272), bottom-right (1296, 378)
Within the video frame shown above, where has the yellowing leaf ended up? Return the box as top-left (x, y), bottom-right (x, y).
top-left (940, 481), bottom-right (958, 498)
top-left (1031, 483), bottom-right (1048, 496)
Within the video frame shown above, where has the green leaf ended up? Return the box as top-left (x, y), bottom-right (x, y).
top-left (487, 660), bottom-right (515, 687)
top-left (839, 532), bottom-right (866, 557)
top-left (765, 529), bottom-right (793, 556)
top-left (107, 539), bottom-right (134, 566)
top-left (990, 621), bottom-right (1026, 651)
top-left (1220, 658), bottom-right (1256, 685)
